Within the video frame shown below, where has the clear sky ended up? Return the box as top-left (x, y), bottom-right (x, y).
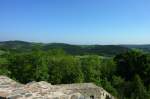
top-left (0, 0), bottom-right (150, 44)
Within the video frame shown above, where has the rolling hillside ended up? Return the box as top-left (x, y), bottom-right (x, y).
top-left (0, 41), bottom-right (129, 56)
top-left (122, 45), bottom-right (150, 52)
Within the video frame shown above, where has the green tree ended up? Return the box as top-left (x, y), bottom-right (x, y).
top-left (32, 51), bottom-right (49, 81)
top-left (80, 55), bottom-right (101, 82)
top-left (7, 51), bottom-right (49, 83)
top-left (131, 74), bottom-right (148, 99)
top-left (0, 56), bottom-right (9, 75)
top-left (114, 50), bottom-right (149, 81)
top-left (48, 55), bottom-right (83, 84)
top-left (100, 58), bottom-right (116, 80)
top-left (101, 78), bottom-right (118, 96)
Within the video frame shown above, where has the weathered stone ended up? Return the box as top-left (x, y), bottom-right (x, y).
top-left (0, 91), bottom-right (9, 99)
top-left (32, 97), bottom-right (44, 99)
top-left (70, 95), bottom-right (78, 99)
top-left (0, 85), bottom-right (10, 88)
top-left (7, 94), bottom-right (23, 99)
top-left (0, 76), bottom-right (115, 99)
top-left (25, 93), bottom-right (32, 97)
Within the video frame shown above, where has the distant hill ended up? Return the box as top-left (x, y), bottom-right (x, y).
top-left (0, 41), bottom-right (129, 56)
top-left (122, 45), bottom-right (150, 52)
top-left (0, 41), bottom-right (34, 52)
top-left (43, 43), bottom-right (130, 56)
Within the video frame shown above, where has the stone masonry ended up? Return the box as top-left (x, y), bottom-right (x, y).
top-left (0, 76), bottom-right (115, 99)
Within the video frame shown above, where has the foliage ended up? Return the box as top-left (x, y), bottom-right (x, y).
top-left (7, 51), bottom-right (49, 83)
top-left (80, 55), bottom-right (101, 82)
top-left (0, 44), bottom-right (150, 99)
top-left (113, 50), bottom-right (150, 99)
top-left (48, 55), bottom-right (83, 84)
top-left (131, 74), bottom-right (149, 99)
top-left (114, 50), bottom-right (150, 83)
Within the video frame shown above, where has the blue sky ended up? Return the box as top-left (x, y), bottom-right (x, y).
top-left (0, 0), bottom-right (150, 44)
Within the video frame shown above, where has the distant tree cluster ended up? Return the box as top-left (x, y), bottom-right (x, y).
top-left (0, 48), bottom-right (150, 99)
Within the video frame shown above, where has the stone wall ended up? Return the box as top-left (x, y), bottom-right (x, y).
top-left (0, 76), bottom-right (115, 99)
top-left (58, 83), bottom-right (114, 99)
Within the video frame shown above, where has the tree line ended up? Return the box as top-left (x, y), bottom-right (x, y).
top-left (0, 49), bottom-right (150, 99)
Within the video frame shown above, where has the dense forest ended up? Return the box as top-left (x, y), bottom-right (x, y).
top-left (0, 41), bottom-right (150, 99)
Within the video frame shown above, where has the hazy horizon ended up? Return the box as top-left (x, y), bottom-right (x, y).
top-left (1, 40), bottom-right (150, 46)
top-left (0, 0), bottom-right (150, 44)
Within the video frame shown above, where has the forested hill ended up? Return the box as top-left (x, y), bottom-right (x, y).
top-left (0, 41), bottom-right (129, 56)
top-left (122, 45), bottom-right (150, 52)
